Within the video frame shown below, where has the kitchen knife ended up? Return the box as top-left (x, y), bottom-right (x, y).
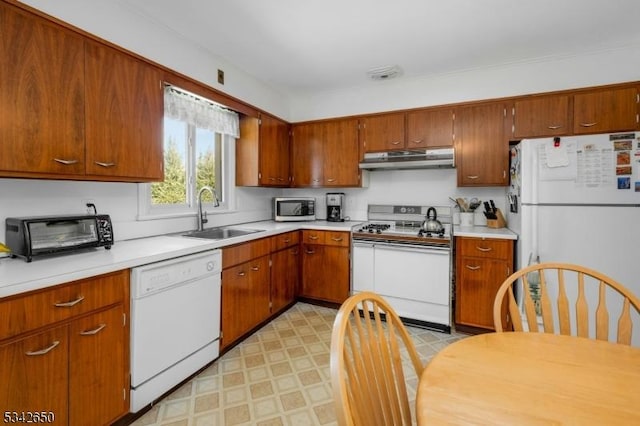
top-left (489, 199), bottom-right (497, 213)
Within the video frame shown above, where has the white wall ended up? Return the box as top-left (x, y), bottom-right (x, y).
top-left (283, 169), bottom-right (507, 225)
top-left (0, 179), bottom-right (279, 243)
top-left (289, 44), bottom-right (640, 121)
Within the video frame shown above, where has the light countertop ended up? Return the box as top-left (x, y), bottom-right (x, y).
top-left (453, 225), bottom-right (518, 240)
top-left (0, 220), bottom-right (362, 298)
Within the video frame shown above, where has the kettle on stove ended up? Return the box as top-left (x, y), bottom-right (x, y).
top-left (421, 207), bottom-right (444, 234)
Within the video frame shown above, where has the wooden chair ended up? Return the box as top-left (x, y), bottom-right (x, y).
top-left (330, 291), bottom-right (424, 426)
top-left (493, 262), bottom-right (640, 345)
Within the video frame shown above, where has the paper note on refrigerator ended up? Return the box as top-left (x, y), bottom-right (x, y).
top-left (538, 140), bottom-right (577, 180)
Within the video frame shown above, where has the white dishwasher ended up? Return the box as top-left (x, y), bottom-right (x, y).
top-left (130, 249), bottom-right (222, 412)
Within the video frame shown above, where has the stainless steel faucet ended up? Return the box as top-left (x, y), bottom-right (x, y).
top-left (197, 186), bottom-right (220, 231)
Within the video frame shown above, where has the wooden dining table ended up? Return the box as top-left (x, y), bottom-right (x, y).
top-left (416, 332), bottom-right (640, 425)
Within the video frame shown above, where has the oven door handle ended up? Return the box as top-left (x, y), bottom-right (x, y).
top-left (354, 239), bottom-right (450, 253)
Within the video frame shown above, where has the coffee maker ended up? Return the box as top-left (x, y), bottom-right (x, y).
top-left (326, 192), bottom-right (345, 222)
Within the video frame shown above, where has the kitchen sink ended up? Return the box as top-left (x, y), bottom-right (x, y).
top-left (181, 227), bottom-right (265, 240)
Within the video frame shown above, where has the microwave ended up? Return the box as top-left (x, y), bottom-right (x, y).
top-left (273, 197), bottom-right (316, 222)
top-left (5, 214), bottom-right (114, 262)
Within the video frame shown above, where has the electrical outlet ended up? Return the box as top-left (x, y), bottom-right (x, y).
top-left (217, 69), bottom-right (224, 85)
top-left (82, 199), bottom-right (96, 214)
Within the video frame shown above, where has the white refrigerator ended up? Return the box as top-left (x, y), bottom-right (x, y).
top-left (506, 132), bottom-right (640, 345)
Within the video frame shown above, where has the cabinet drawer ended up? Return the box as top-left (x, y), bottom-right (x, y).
top-left (270, 231), bottom-right (300, 251)
top-left (457, 237), bottom-right (511, 260)
top-left (222, 237), bottom-right (271, 269)
top-left (302, 230), bottom-right (326, 245)
top-left (0, 270), bottom-right (127, 342)
top-left (323, 231), bottom-right (350, 247)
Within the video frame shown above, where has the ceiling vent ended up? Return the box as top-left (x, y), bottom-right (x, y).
top-left (366, 65), bottom-right (402, 81)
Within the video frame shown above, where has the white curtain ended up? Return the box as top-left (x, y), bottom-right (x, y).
top-left (164, 85), bottom-right (240, 137)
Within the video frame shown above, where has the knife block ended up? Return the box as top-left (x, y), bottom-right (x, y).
top-left (486, 208), bottom-right (506, 229)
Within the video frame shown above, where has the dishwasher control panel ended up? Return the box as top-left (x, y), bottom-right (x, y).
top-left (131, 250), bottom-right (222, 298)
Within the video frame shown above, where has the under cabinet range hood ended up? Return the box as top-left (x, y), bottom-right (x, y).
top-left (359, 148), bottom-right (455, 170)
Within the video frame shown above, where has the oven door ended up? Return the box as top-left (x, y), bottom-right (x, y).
top-left (352, 240), bottom-right (451, 330)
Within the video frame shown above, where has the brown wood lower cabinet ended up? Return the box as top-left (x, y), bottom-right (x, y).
top-left (300, 230), bottom-right (350, 304)
top-left (0, 270), bottom-right (130, 425)
top-left (270, 237), bottom-right (300, 314)
top-left (455, 237), bottom-right (514, 332)
top-left (221, 255), bottom-right (271, 349)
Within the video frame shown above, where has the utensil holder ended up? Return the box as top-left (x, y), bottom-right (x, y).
top-left (459, 212), bottom-right (474, 227)
top-left (486, 209), bottom-right (506, 229)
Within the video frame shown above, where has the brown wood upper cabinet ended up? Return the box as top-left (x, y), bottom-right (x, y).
top-left (236, 114), bottom-right (290, 187)
top-left (361, 109), bottom-right (454, 153)
top-left (0, 2), bottom-right (164, 182)
top-left (513, 94), bottom-right (571, 138)
top-left (0, 2), bottom-right (86, 176)
top-left (85, 41), bottom-right (164, 181)
top-left (291, 118), bottom-right (360, 187)
top-left (455, 102), bottom-right (510, 186)
top-left (360, 112), bottom-right (405, 152)
top-left (406, 108), bottom-right (455, 149)
top-left (573, 86), bottom-right (639, 134)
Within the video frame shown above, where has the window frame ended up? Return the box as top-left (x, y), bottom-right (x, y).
top-left (137, 131), bottom-right (236, 221)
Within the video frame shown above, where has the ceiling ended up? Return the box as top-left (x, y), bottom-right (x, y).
top-left (118, 0), bottom-right (640, 97)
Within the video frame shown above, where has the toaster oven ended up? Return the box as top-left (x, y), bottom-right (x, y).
top-left (5, 214), bottom-right (114, 262)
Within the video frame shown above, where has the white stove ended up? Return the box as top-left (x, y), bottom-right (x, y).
top-left (351, 205), bottom-right (453, 333)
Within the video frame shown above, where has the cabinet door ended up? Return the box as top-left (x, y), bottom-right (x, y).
top-left (573, 87), bottom-right (639, 134)
top-left (323, 118), bottom-right (360, 186)
top-left (291, 122), bottom-right (324, 187)
top-left (456, 257), bottom-right (510, 329)
top-left (513, 95), bottom-right (571, 138)
top-left (0, 3), bottom-right (85, 176)
top-left (301, 245), bottom-right (349, 303)
top-left (360, 112), bottom-right (405, 152)
top-left (0, 326), bottom-right (69, 424)
top-left (406, 108), bottom-right (454, 148)
top-left (85, 42), bottom-right (163, 181)
top-left (271, 246), bottom-right (299, 313)
top-left (259, 114), bottom-right (290, 186)
top-left (221, 256), bottom-right (270, 348)
top-left (456, 102), bottom-right (509, 186)
top-left (69, 305), bottom-right (128, 425)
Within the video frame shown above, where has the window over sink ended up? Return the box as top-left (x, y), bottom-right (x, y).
top-left (138, 85), bottom-right (239, 219)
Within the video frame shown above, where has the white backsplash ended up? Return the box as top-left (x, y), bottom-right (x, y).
top-left (0, 169), bottom-right (507, 244)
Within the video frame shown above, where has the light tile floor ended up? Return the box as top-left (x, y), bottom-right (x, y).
top-left (131, 302), bottom-right (468, 426)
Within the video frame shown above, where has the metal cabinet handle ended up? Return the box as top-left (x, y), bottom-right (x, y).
top-left (475, 246), bottom-right (492, 252)
top-left (466, 175), bottom-right (479, 180)
top-left (326, 178), bottom-right (336, 182)
top-left (305, 249), bottom-right (315, 254)
top-left (579, 122), bottom-right (597, 127)
top-left (94, 161), bottom-right (116, 167)
top-left (269, 177), bottom-right (276, 181)
top-left (251, 266), bottom-right (260, 271)
top-left (80, 323), bottom-right (106, 336)
top-left (54, 296), bottom-right (85, 308)
top-left (547, 125), bottom-right (563, 130)
top-left (465, 265), bottom-right (481, 271)
top-left (411, 139), bottom-right (424, 144)
top-left (292, 249), bottom-right (299, 255)
top-left (283, 238), bottom-right (290, 243)
top-left (237, 271), bottom-right (246, 277)
top-left (390, 141), bottom-right (402, 145)
top-left (331, 237), bottom-right (344, 242)
top-left (54, 158), bottom-right (78, 165)
top-left (277, 177), bottom-right (285, 181)
top-left (309, 235), bottom-right (319, 240)
top-left (26, 341), bottom-right (60, 356)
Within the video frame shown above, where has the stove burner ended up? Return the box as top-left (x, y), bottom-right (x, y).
top-left (418, 229), bottom-right (445, 238)
top-left (358, 223), bottom-right (391, 234)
